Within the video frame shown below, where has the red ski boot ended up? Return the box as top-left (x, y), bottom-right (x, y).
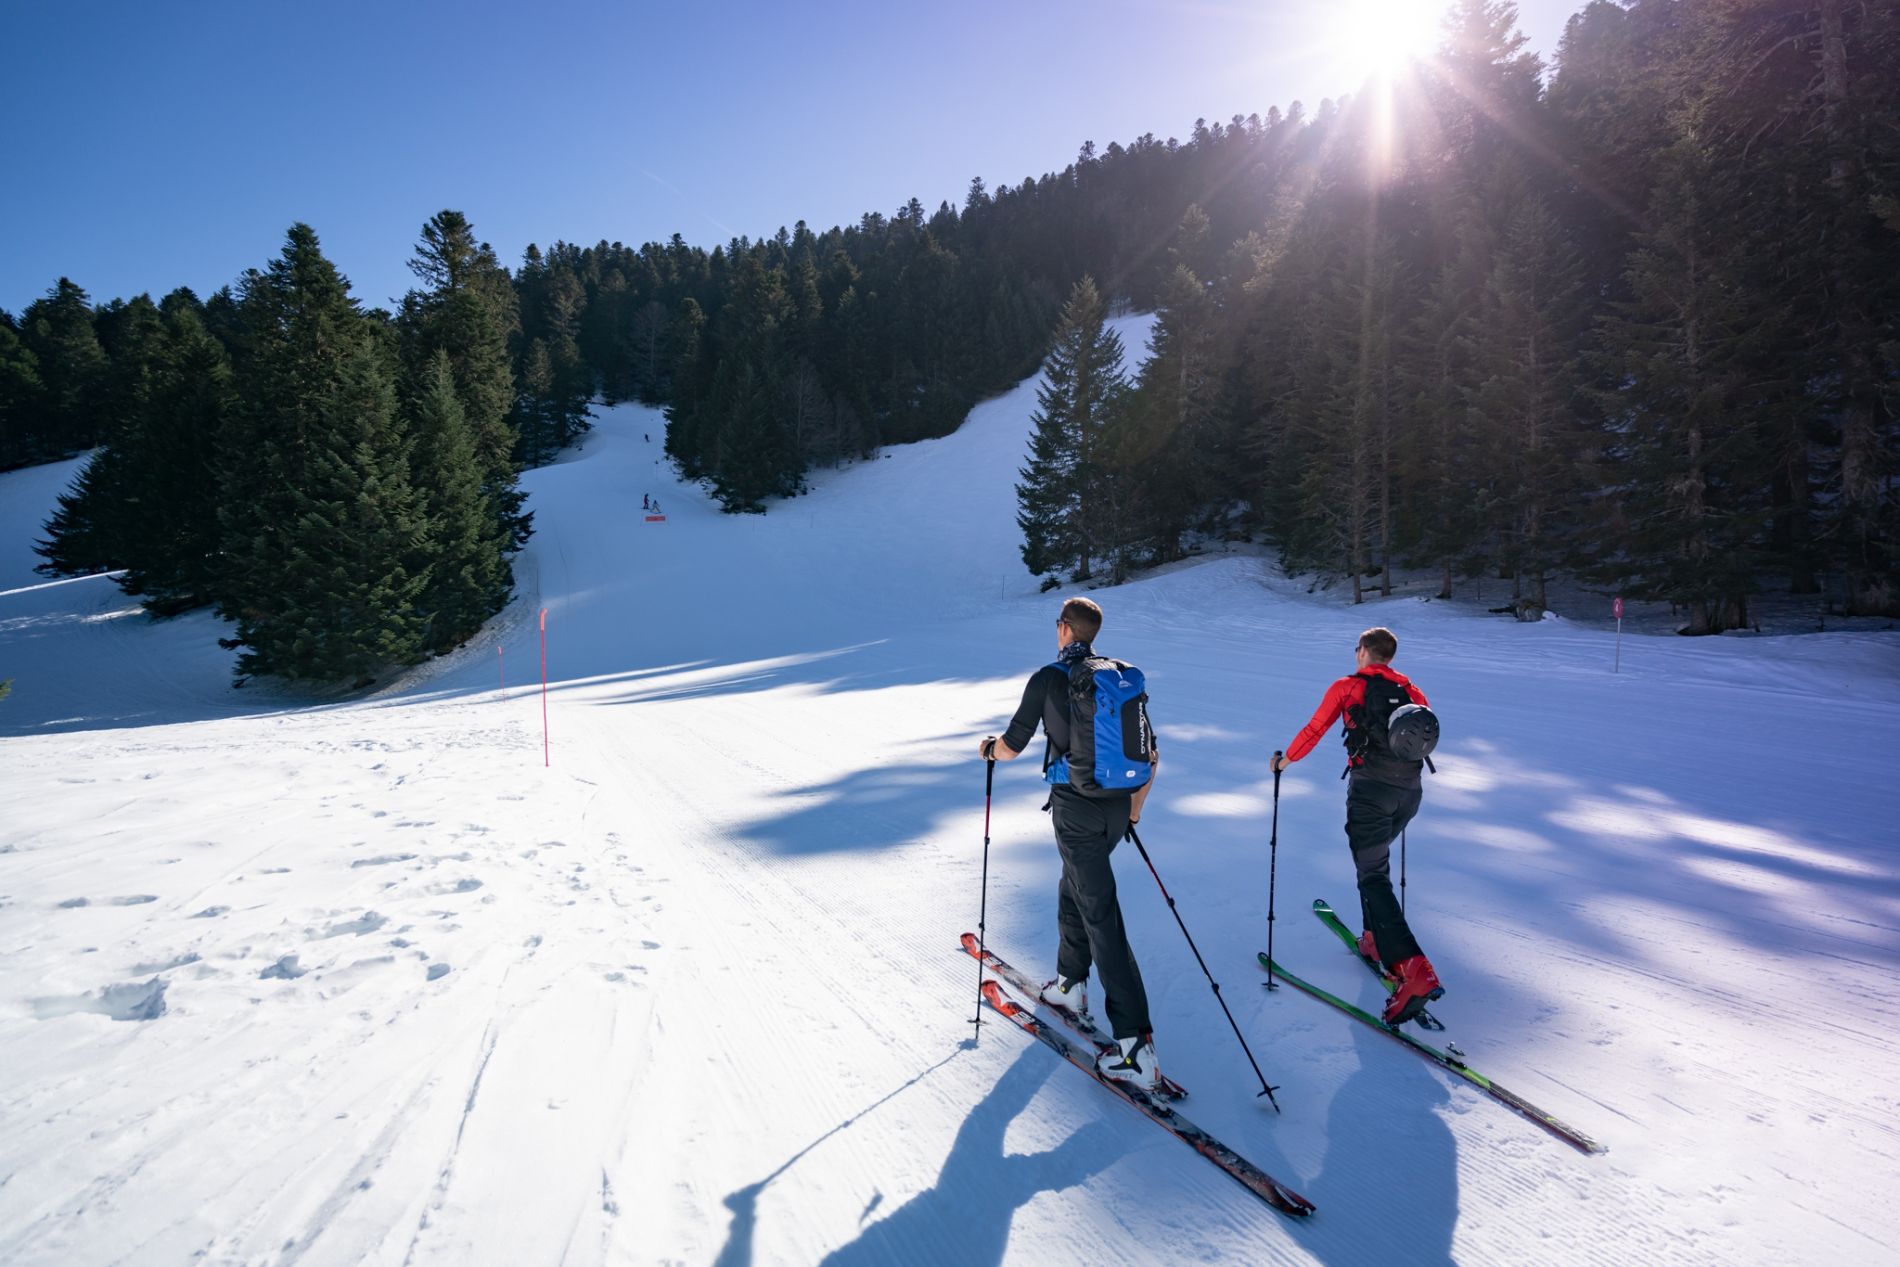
top-left (1382, 955), bottom-right (1444, 1025)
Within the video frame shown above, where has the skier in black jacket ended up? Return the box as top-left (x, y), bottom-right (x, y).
top-left (979, 597), bottom-right (1162, 1089)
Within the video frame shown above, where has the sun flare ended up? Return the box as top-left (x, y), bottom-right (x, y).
top-left (1341, 0), bottom-right (1447, 79)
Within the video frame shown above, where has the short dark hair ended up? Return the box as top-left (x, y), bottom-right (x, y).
top-left (1358, 627), bottom-right (1398, 662)
top-left (1059, 597), bottom-right (1103, 643)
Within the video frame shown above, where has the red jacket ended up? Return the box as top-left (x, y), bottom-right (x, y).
top-left (1284, 664), bottom-right (1429, 765)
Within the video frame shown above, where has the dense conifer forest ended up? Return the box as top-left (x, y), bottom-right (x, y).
top-left (11, 0), bottom-right (1898, 682)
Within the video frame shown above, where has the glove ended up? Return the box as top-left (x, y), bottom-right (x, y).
top-left (980, 736), bottom-right (998, 761)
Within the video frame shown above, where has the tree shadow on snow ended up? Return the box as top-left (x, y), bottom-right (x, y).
top-left (728, 747), bottom-right (999, 858)
top-left (1407, 737), bottom-right (1900, 987)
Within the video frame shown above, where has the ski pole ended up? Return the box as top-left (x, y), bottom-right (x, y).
top-left (1265, 751), bottom-right (1283, 991)
top-left (1400, 827), bottom-right (1407, 916)
top-left (1126, 824), bottom-right (1282, 1110)
top-left (971, 752), bottom-right (996, 1043)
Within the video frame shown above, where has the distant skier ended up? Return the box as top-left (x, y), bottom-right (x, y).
top-left (1274, 626), bottom-right (1444, 1024)
top-left (642, 493), bottom-right (650, 510)
top-left (644, 432), bottom-right (650, 442)
top-left (979, 597), bottom-right (1162, 1089)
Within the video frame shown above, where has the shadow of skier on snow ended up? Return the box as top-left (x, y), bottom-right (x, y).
top-left (1304, 1016), bottom-right (1459, 1266)
top-left (810, 1043), bottom-right (1123, 1267)
top-left (711, 1047), bottom-right (967, 1267)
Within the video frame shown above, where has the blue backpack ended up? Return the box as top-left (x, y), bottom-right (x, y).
top-left (1043, 657), bottom-right (1155, 797)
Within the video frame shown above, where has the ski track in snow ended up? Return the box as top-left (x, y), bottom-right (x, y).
top-left (3, 314), bottom-right (1899, 1265)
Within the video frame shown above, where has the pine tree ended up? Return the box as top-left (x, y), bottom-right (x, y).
top-left (19, 278), bottom-right (109, 457)
top-left (1015, 276), bottom-right (1126, 580)
top-left (702, 258), bottom-right (796, 510)
top-left (218, 224), bottom-right (429, 683)
top-left (1247, 210), bottom-right (1388, 602)
top-left (116, 304), bottom-right (234, 613)
top-left (399, 210), bottom-right (531, 550)
top-left (1468, 195), bottom-right (1588, 613)
top-left (1119, 264), bottom-right (1221, 565)
top-left (407, 350), bottom-right (507, 650)
top-left (1590, 136), bottom-right (1766, 634)
top-left (1398, 216), bottom-right (1487, 598)
top-left (514, 339), bottom-right (557, 466)
top-left (662, 299), bottom-right (707, 475)
top-left (94, 295), bottom-right (166, 450)
top-left (0, 315), bottom-right (43, 468)
top-left (33, 445), bottom-right (132, 577)
top-left (1017, 378), bottom-right (1078, 578)
top-left (542, 267), bottom-right (595, 452)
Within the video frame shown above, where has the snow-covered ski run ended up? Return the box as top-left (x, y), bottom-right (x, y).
top-left (3, 310), bottom-right (1896, 1263)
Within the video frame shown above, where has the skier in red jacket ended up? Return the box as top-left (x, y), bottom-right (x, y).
top-left (1274, 626), bottom-right (1444, 1024)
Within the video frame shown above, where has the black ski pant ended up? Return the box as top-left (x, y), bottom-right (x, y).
top-left (1345, 775), bottom-right (1425, 967)
top-left (1049, 787), bottom-right (1152, 1039)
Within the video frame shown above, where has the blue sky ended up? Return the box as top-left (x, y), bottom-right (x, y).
top-left (1, 0), bottom-right (1581, 315)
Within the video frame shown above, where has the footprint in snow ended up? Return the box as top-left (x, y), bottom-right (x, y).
top-left (317, 956), bottom-right (397, 993)
top-left (312, 912), bottom-right (388, 939)
top-left (417, 878), bottom-right (483, 897)
top-left (260, 955), bottom-right (305, 980)
top-left (189, 905), bottom-right (229, 919)
top-left (350, 853), bottom-right (417, 868)
top-left (58, 895), bottom-right (158, 908)
top-left (427, 963), bottom-right (452, 981)
top-left (31, 977), bottom-right (167, 1021)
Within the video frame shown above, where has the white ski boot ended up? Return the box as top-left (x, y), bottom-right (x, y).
top-left (1037, 975), bottom-right (1089, 1017)
top-left (1095, 1032), bottom-right (1162, 1092)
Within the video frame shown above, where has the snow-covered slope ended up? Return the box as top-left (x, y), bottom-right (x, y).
top-left (3, 315), bottom-right (1898, 1265)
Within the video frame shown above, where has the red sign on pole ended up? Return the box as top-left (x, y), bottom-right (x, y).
top-left (1613, 596), bottom-right (1624, 619)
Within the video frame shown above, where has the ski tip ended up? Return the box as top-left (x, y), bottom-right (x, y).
top-left (978, 980), bottom-right (1021, 1014)
top-left (1311, 897), bottom-right (1333, 912)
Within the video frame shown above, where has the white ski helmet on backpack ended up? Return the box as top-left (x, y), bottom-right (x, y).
top-left (1386, 703), bottom-right (1440, 762)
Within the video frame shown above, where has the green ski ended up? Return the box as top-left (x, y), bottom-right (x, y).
top-left (1259, 952), bottom-right (1606, 1155)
